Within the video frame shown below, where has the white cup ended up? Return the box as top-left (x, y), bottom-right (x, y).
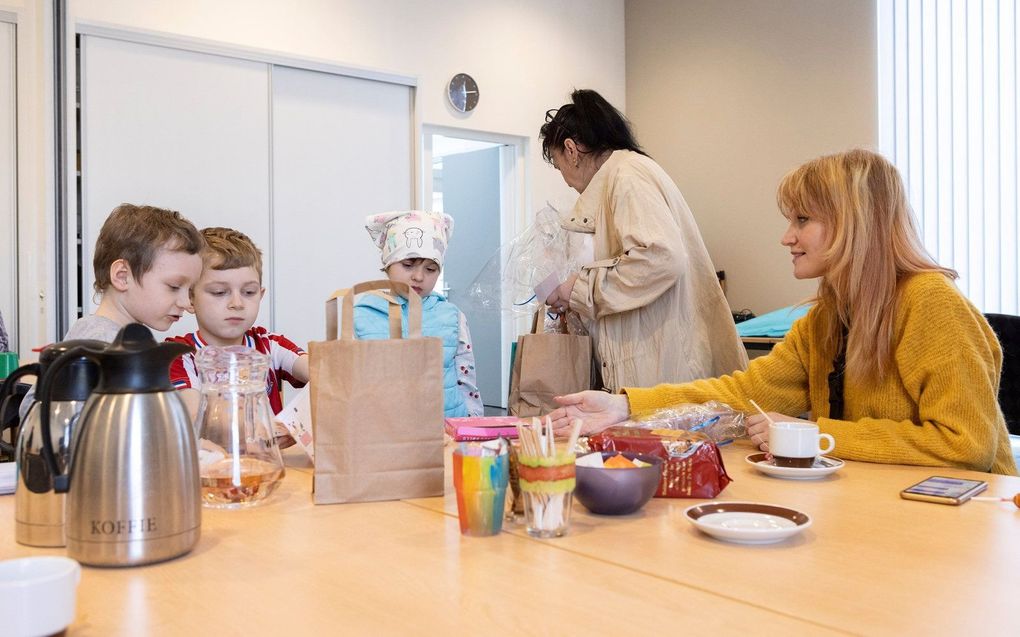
top-left (0, 556), bottom-right (81, 637)
top-left (768, 421), bottom-right (835, 468)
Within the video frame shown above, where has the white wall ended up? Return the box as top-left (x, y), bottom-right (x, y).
top-left (626, 0), bottom-right (878, 314)
top-left (13, 0), bottom-right (626, 346)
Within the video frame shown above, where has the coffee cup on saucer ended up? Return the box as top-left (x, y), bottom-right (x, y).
top-left (768, 422), bottom-right (835, 468)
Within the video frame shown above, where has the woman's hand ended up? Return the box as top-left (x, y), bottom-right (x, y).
top-left (543, 273), bottom-right (579, 313)
top-left (745, 412), bottom-right (815, 452)
top-left (548, 390), bottom-right (630, 435)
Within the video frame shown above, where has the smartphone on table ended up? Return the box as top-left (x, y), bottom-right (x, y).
top-left (900, 476), bottom-right (988, 505)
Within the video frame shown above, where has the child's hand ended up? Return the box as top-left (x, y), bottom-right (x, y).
top-left (275, 434), bottom-right (297, 450)
top-left (293, 353), bottom-right (310, 384)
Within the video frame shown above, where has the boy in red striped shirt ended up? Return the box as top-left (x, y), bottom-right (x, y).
top-left (168, 227), bottom-right (309, 427)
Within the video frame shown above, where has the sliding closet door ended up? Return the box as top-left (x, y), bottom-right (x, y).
top-left (271, 66), bottom-right (413, 347)
top-left (79, 35), bottom-right (272, 337)
top-left (0, 20), bottom-right (15, 349)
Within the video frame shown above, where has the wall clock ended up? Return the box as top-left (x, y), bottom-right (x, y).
top-left (447, 73), bottom-right (479, 113)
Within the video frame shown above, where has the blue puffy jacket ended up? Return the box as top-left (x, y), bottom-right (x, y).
top-left (353, 291), bottom-right (467, 418)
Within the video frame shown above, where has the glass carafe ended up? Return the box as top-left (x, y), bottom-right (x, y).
top-left (195, 346), bottom-right (284, 509)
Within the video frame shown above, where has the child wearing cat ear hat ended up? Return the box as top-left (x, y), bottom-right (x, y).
top-left (358, 211), bottom-right (483, 417)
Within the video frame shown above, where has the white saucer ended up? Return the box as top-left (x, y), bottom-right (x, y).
top-left (745, 453), bottom-right (844, 480)
top-left (683, 502), bottom-right (812, 544)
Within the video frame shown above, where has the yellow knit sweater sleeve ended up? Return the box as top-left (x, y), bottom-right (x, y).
top-left (624, 308), bottom-right (815, 417)
top-left (818, 274), bottom-right (1016, 475)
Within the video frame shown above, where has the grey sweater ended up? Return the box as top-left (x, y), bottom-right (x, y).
top-left (18, 315), bottom-right (128, 420)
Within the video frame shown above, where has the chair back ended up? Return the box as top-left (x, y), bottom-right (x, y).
top-left (984, 313), bottom-right (1020, 436)
top-left (0, 381), bottom-right (29, 460)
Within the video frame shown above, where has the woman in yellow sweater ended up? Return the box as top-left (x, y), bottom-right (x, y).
top-left (550, 149), bottom-right (1017, 475)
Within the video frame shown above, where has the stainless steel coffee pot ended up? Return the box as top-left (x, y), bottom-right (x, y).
top-left (0, 341), bottom-right (103, 547)
top-left (37, 323), bottom-right (201, 567)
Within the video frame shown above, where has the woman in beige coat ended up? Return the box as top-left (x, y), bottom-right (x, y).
top-left (540, 89), bottom-right (747, 391)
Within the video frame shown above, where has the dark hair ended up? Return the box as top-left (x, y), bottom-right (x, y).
top-left (540, 89), bottom-right (646, 162)
top-left (93, 204), bottom-right (204, 293)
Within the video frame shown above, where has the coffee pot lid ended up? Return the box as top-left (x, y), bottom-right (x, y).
top-left (38, 339), bottom-right (106, 401)
top-left (92, 323), bottom-right (194, 394)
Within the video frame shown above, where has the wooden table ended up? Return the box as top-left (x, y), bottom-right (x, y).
top-left (2, 443), bottom-right (1018, 635)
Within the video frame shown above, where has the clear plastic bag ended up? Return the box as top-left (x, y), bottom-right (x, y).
top-left (542, 310), bottom-right (589, 335)
top-left (463, 204), bottom-right (582, 317)
top-left (631, 401), bottom-right (746, 445)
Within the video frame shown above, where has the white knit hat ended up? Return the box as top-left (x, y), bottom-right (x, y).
top-left (365, 210), bottom-right (455, 269)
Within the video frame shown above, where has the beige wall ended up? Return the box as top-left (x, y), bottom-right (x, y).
top-left (9, 0), bottom-right (626, 347)
top-left (625, 0), bottom-right (878, 314)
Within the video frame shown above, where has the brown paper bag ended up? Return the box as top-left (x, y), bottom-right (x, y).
top-left (507, 309), bottom-right (593, 417)
top-left (310, 280), bottom-right (444, 504)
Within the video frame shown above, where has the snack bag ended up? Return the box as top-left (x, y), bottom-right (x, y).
top-left (588, 427), bottom-right (731, 498)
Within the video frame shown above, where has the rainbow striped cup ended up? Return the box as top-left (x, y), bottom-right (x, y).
top-left (452, 443), bottom-right (510, 537)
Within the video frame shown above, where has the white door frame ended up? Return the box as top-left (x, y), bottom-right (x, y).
top-left (0, 13), bottom-right (17, 351)
top-left (421, 125), bottom-right (528, 409)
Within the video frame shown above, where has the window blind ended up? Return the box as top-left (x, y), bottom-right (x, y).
top-left (878, 0), bottom-right (1019, 313)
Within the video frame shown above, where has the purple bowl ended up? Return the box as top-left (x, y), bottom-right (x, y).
top-left (574, 451), bottom-right (663, 515)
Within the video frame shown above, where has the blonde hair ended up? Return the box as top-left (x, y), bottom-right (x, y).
top-left (93, 204), bottom-right (203, 293)
top-left (777, 148), bottom-right (956, 383)
top-left (200, 227), bottom-right (263, 281)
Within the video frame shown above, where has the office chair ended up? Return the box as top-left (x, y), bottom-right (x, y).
top-left (985, 313), bottom-right (1020, 436)
top-left (0, 381), bottom-right (28, 461)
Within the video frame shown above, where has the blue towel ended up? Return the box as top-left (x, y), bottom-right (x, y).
top-left (736, 305), bottom-right (812, 338)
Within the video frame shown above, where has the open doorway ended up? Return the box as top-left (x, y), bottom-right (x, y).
top-left (422, 127), bottom-right (526, 413)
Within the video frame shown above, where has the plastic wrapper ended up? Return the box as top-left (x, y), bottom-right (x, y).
top-left (464, 204), bottom-right (583, 316)
top-left (543, 310), bottom-right (589, 335)
top-left (588, 427), bottom-right (731, 498)
top-left (630, 401), bottom-right (745, 445)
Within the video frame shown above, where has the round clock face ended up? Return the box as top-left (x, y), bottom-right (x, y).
top-left (448, 73), bottom-right (479, 113)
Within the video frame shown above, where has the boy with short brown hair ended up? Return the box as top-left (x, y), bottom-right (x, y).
top-left (20, 204), bottom-right (203, 419)
top-left (168, 227), bottom-right (309, 415)
top-left (79, 204), bottom-right (205, 341)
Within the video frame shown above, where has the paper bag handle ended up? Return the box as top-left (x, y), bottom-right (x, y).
top-left (530, 306), bottom-right (568, 335)
top-left (325, 280), bottom-right (424, 341)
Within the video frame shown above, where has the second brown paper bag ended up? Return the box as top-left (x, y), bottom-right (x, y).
top-left (508, 309), bottom-right (593, 417)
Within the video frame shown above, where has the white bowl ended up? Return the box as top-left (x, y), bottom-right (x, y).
top-left (0, 556), bottom-right (81, 637)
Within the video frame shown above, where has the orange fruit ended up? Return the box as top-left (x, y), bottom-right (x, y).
top-left (603, 454), bottom-right (636, 469)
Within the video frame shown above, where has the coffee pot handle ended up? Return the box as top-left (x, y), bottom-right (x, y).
top-left (37, 346), bottom-right (92, 494)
